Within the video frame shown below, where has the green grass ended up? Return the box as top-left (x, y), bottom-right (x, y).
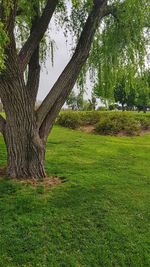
top-left (0, 126), bottom-right (150, 267)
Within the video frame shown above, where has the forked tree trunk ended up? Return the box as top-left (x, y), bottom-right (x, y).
top-left (0, 74), bottom-right (46, 179)
top-left (5, 121), bottom-right (46, 179)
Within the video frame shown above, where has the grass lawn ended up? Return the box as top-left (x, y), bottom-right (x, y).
top-left (0, 126), bottom-right (150, 266)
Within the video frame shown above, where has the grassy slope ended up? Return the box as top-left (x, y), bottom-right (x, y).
top-left (0, 126), bottom-right (150, 267)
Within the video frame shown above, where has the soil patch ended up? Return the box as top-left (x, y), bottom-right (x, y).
top-left (0, 167), bottom-right (62, 187)
top-left (16, 177), bottom-right (63, 187)
top-left (79, 125), bottom-right (150, 136)
top-left (79, 125), bottom-right (95, 133)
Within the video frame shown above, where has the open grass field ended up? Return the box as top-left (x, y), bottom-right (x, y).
top-left (0, 126), bottom-right (150, 266)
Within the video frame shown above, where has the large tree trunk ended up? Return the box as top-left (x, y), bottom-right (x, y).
top-left (5, 120), bottom-right (46, 179)
top-left (0, 71), bottom-right (46, 179)
top-left (3, 110), bottom-right (46, 179)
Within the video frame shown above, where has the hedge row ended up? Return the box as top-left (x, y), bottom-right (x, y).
top-left (57, 111), bottom-right (150, 136)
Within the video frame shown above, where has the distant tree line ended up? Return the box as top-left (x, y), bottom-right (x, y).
top-left (113, 70), bottom-right (150, 112)
top-left (66, 70), bottom-right (150, 112)
top-left (66, 91), bottom-right (97, 111)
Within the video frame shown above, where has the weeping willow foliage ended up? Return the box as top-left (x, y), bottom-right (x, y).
top-left (61, 0), bottom-right (149, 98)
top-left (16, 0), bottom-right (52, 64)
top-left (0, 22), bottom-right (8, 70)
top-left (87, 0), bottom-right (149, 98)
top-left (0, 0), bottom-right (149, 94)
top-left (89, 0), bottom-right (149, 99)
top-left (0, 0), bottom-right (13, 71)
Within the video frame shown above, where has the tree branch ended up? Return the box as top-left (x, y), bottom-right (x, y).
top-left (0, 4), bottom-right (2, 18)
top-left (0, 114), bottom-right (6, 134)
top-left (37, 0), bottom-right (108, 138)
top-left (26, 3), bottom-right (40, 105)
top-left (1, 0), bottom-right (18, 31)
top-left (26, 49), bottom-right (40, 105)
top-left (0, 0), bottom-right (18, 63)
top-left (18, 0), bottom-right (58, 72)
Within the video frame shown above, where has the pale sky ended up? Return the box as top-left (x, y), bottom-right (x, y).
top-left (38, 27), bottom-right (92, 102)
top-left (38, 27), bottom-right (72, 101)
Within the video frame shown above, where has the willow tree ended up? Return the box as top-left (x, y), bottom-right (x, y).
top-left (0, 0), bottom-right (148, 179)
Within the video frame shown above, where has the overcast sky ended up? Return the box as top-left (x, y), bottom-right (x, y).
top-left (38, 27), bottom-right (71, 101)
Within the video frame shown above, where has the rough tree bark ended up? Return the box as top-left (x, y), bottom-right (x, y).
top-left (0, 0), bottom-right (110, 179)
top-left (0, 51), bottom-right (46, 178)
top-left (0, 0), bottom-right (46, 178)
top-left (0, 114), bottom-right (5, 134)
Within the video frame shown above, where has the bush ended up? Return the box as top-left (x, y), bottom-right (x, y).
top-left (57, 110), bottom-right (150, 136)
top-left (95, 117), bottom-right (121, 135)
top-left (95, 113), bottom-right (141, 136)
top-left (123, 119), bottom-right (141, 135)
top-left (136, 116), bottom-right (150, 130)
top-left (57, 111), bottom-right (81, 129)
top-left (80, 111), bottom-right (101, 126)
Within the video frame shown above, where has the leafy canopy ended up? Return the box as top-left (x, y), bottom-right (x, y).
top-left (0, 0), bottom-right (149, 92)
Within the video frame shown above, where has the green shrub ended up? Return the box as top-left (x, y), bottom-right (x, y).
top-left (95, 117), bottom-right (121, 135)
top-left (123, 119), bottom-right (141, 135)
top-left (95, 113), bottom-right (141, 136)
top-left (57, 111), bottom-right (81, 129)
top-left (80, 111), bottom-right (101, 126)
top-left (136, 116), bottom-right (150, 130)
top-left (57, 110), bottom-right (150, 135)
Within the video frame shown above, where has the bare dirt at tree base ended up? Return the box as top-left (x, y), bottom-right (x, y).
top-left (0, 167), bottom-right (62, 187)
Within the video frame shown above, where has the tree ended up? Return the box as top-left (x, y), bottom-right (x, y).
top-left (136, 70), bottom-right (150, 112)
top-left (66, 91), bottom-right (77, 110)
top-left (114, 76), bottom-right (137, 111)
top-left (0, 0), bottom-right (148, 179)
top-left (114, 78), bottom-right (127, 110)
top-left (88, 92), bottom-right (97, 110)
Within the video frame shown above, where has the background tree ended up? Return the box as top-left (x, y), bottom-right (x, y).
top-left (88, 92), bottom-right (97, 110)
top-left (66, 91), bottom-right (77, 110)
top-left (114, 78), bottom-right (127, 110)
top-left (95, 68), bottom-right (150, 111)
top-left (136, 70), bottom-right (150, 112)
top-left (0, 0), bottom-right (149, 179)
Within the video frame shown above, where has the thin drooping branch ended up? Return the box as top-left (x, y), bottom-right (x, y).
top-left (1, 0), bottom-right (17, 36)
top-left (0, 0), bottom-right (18, 61)
top-left (19, 0), bottom-right (58, 72)
top-left (0, 4), bottom-right (2, 18)
top-left (26, 3), bottom-right (40, 105)
top-left (37, 0), bottom-right (108, 133)
top-left (0, 114), bottom-right (5, 134)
